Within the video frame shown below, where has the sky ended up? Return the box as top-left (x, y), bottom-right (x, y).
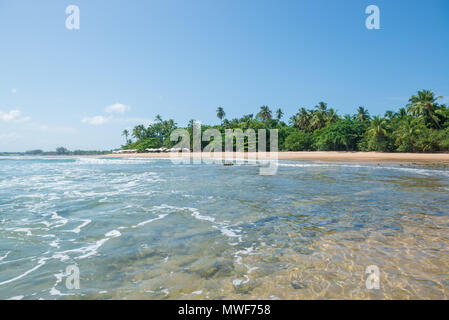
top-left (0, 0), bottom-right (448, 152)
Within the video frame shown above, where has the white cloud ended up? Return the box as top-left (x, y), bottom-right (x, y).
top-left (81, 115), bottom-right (109, 125)
top-left (0, 109), bottom-right (20, 121)
top-left (11, 88), bottom-right (17, 94)
top-left (82, 102), bottom-right (150, 126)
top-left (81, 115), bottom-right (152, 126)
top-left (0, 109), bottom-right (31, 123)
top-left (105, 103), bottom-right (131, 114)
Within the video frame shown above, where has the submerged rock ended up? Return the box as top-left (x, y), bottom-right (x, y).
top-left (290, 278), bottom-right (308, 290)
top-left (190, 259), bottom-right (235, 279)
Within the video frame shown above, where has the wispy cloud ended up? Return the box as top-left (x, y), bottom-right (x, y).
top-left (0, 109), bottom-right (31, 123)
top-left (81, 115), bottom-right (152, 126)
top-left (82, 103), bottom-right (151, 126)
top-left (105, 103), bottom-right (131, 114)
top-left (81, 115), bottom-right (109, 125)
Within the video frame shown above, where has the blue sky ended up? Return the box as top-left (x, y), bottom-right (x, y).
top-left (1, 0), bottom-right (448, 151)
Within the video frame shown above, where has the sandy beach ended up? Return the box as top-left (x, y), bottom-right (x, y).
top-left (102, 151), bottom-right (449, 164)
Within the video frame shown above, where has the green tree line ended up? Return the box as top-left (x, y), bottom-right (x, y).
top-left (122, 89), bottom-right (449, 153)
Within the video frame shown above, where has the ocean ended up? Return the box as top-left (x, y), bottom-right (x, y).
top-left (0, 156), bottom-right (448, 299)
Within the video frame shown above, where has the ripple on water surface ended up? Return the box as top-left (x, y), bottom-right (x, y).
top-left (0, 157), bottom-right (448, 299)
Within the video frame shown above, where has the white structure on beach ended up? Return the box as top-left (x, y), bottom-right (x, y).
top-left (112, 148), bottom-right (190, 154)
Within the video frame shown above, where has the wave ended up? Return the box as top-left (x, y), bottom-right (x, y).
top-left (278, 162), bottom-right (449, 177)
top-left (75, 157), bottom-right (159, 165)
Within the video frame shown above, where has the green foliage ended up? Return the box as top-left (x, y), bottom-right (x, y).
top-left (216, 107), bottom-right (226, 121)
top-left (364, 116), bottom-right (391, 151)
top-left (124, 116), bottom-right (177, 150)
top-left (314, 119), bottom-right (366, 151)
top-left (56, 147), bottom-right (69, 155)
top-left (407, 89), bottom-right (443, 129)
top-left (291, 103), bottom-right (339, 132)
top-left (134, 138), bottom-right (160, 153)
top-left (284, 131), bottom-right (315, 151)
top-left (25, 149), bottom-right (44, 155)
top-left (121, 90), bottom-right (449, 153)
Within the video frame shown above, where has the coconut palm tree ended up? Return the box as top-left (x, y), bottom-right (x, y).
top-left (132, 125), bottom-right (146, 140)
top-left (356, 106), bottom-right (370, 122)
top-left (121, 129), bottom-right (129, 143)
top-left (397, 107), bottom-right (407, 118)
top-left (216, 107), bottom-right (225, 121)
top-left (367, 116), bottom-right (388, 148)
top-left (384, 110), bottom-right (395, 120)
top-left (240, 114), bottom-right (253, 123)
top-left (310, 110), bottom-right (326, 131)
top-left (276, 108), bottom-right (283, 120)
top-left (407, 89), bottom-right (442, 128)
top-left (316, 102), bottom-right (328, 113)
top-left (326, 108), bottom-right (339, 125)
top-left (258, 105), bottom-right (272, 121)
top-left (155, 114), bottom-right (163, 122)
top-left (394, 118), bottom-right (421, 152)
top-left (292, 108), bottom-right (310, 131)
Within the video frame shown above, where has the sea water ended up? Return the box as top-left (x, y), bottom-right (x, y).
top-left (0, 157), bottom-right (448, 299)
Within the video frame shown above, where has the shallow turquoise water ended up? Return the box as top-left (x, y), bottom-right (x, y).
top-left (1, 157), bottom-right (449, 299)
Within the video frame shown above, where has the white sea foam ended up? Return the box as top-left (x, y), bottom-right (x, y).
top-left (278, 162), bottom-right (449, 177)
top-left (233, 245), bottom-right (259, 283)
top-left (233, 275), bottom-right (250, 286)
top-left (75, 157), bottom-right (157, 165)
top-left (57, 229), bottom-right (122, 260)
top-left (105, 230), bottom-right (121, 237)
top-left (161, 288), bottom-right (169, 296)
top-left (0, 251), bottom-right (10, 261)
top-left (43, 211), bottom-right (69, 228)
top-left (133, 214), bottom-right (168, 228)
top-left (0, 257), bottom-right (48, 286)
top-left (190, 208), bottom-right (216, 223)
top-left (156, 205), bottom-right (244, 242)
top-left (191, 290), bottom-right (203, 295)
top-left (49, 239), bottom-right (60, 248)
top-left (68, 219), bottom-right (91, 234)
top-left (5, 227), bottom-right (33, 236)
top-left (49, 272), bottom-right (71, 296)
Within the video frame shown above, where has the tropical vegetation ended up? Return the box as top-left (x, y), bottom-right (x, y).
top-left (121, 90), bottom-right (449, 153)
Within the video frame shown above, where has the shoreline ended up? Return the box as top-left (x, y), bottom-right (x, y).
top-left (101, 151), bottom-right (449, 165)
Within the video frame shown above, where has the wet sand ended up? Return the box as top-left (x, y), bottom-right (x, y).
top-left (102, 152), bottom-right (449, 165)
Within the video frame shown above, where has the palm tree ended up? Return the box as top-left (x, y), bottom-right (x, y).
top-left (326, 108), bottom-right (339, 125)
top-left (407, 89), bottom-right (442, 128)
top-left (276, 108), bottom-right (283, 120)
top-left (121, 129), bottom-right (129, 143)
top-left (316, 102), bottom-right (328, 113)
top-left (310, 110), bottom-right (326, 131)
top-left (397, 107), bottom-right (407, 118)
top-left (307, 102), bottom-right (331, 130)
top-left (155, 114), bottom-right (163, 122)
top-left (292, 108), bottom-right (310, 131)
top-left (132, 125), bottom-right (146, 140)
top-left (356, 106), bottom-right (370, 122)
top-left (384, 110), bottom-right (395, 119)
top-left (394, 118), bottom-right (421, 152)
top-left (240, 114), bottom-right (253, 123)
top-left (367, 116), bottom-right (388, 148)
top-left (258, 105), bottom-right (272, 121)
top-left (216, 107), bottom-right (225, 121)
